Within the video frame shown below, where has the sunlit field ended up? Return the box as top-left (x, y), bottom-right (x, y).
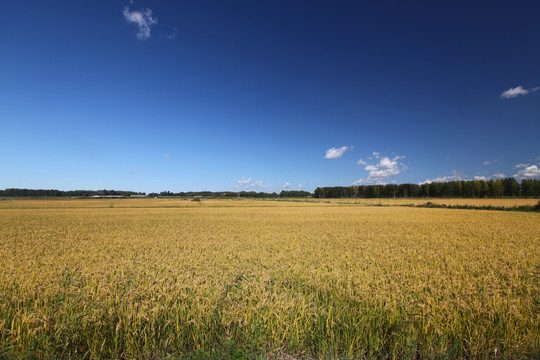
top-left (1, 199), bottom-right (539, 359)
top-left (299, 197), bottom-right (540, 207)
top-left (1, 197), bottom-right (538, 209)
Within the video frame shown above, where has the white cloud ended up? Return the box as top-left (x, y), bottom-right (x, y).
top-left (514, 163), bottom-right (530, 169)
top-left (501, 86), bottom-right (529, 98)
top-left (513, 165), bottom-right (540, 179)
top-left (253, 181), bottom-right (272, 189)
top-left (419, 170), bottom-right (466, 185)
top-left (493, 173), bottom-right (506, 178)
top-left (297, 184), bottom-right (303, 190)
top-left (353, 153), bottom-right (407, 185)
top-left (356, 159), bottom-right (367, 165)
top-left (324, 146), bottom-right (350, 159)
top-left (474, 176), bottom-right (488, 181)
top-left (123, 7), bottom-right (157, 40)
top-left (162, 153), bottom-right (171, 158)
top-left (282, 182), bottom-right (291, 189)
top-left (236, 177), bottom-right (252, 187)
top-left (482, 159), bottom-right (499, 166)
top-left (167, 27), bottom-right (178, 40)
top-left (236, 177), bottom-right (272, 190)
top-left (532, 87), bottom-right (539, 92)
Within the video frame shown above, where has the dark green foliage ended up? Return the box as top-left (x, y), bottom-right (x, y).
top-left (2, 178), bottom-right (540, 200)
top-left (314, 178), bottom-right (540, 199)
top-left (279, 190), bottom-right (311, 198)
top-left (0, 188), bottom-right (144, 197)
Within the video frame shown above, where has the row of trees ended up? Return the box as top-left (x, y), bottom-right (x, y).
top-left (2, 178), bottom-right (539, 199)
top-left (314, 178), bottom-right (540, 198)
top-left (148, 190), bottom-right (311, 198)
top-left (0, 189), bottom-right (311, 199)
top-left (0, 189), bottom-right (144, 197)
top-left (148, 191), bottom-right (279, 198)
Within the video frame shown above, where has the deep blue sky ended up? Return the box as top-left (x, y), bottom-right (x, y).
top-left (1, 1), bottom-right (539, 192)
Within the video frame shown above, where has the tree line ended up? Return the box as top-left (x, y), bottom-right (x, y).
top-left (147, 190), bottom-right (311, 198)
top-left (314, 178), bottom-right (540, 198)
top-left (0, 189), bottom-right (312, 198)
top-left (0, 189), bottom-right (145, 197)
top-left (2, 179), bottom-right (539, 199)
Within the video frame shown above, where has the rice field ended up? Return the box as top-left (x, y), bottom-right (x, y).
top-left (300, 197), bottom-right (540, 207)
top-left (0, 199), bottom-right (539, 359)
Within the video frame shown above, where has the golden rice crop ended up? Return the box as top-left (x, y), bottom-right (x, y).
top-left (300, 197), bottom-right (540, 207)
top-left (0, 199), bottom-right (539, 359)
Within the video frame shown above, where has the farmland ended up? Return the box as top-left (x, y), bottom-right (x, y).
top-left (0, 199), bottom-right (539, 359)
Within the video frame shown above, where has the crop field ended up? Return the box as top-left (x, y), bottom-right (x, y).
top-left (300, 198), bottom-right (540, 207)
top-left (0, 199), bottom-right (539, 359)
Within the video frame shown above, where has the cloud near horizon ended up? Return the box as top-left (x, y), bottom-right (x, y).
top-left (123, 7), bottom-right (157, 40)
top-left (420, 170), bottom-right (466, 185)
top-left (356, 159), bottom-right (367, 165)
top-left (353, 153), bottom-right (407, 185)
top-left (482, 159), bottom-right (499, 166)
top-left (513, 165), bottom-right (540, 180)
top-left (324, 146), bottom-right (351, 159)
top-left (235, 177), bottom-right (272, 190)
top-left (235, 178), bottom-right (303, 192)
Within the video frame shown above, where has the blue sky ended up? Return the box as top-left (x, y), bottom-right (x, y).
top-left (1, 1), bottom-right (539, 193)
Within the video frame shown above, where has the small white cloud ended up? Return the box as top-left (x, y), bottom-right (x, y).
top-left (513, 165), bottom-right (540, 179)
top-left (236, 177), bottom-right (252, 187)
top-left (282, 182), bottom-right (291, 189)
top-left (356, 159), bottom-right (367, 165)
top-left (482, 159), bottom-right (499, 166)
top-left (501, 86), bottom-right (529, 98)
top-left (493, 173), bottom-right (506, 178)
top-left (253, 181), bottom-right (272, 189)
top-left (167, 27), bottom-right (178, 40)
top-left (514, 163), bottom-right (530, 169)
top-left (419, 170), bottom-right (466, 185)
top-left (353, 153), bottom-right (407, 185)
top-left (297, 184), bottom-right (303, 190)
top-left (474, 176), bottom-right (488, 181)
top-left (123, 7), bottom-right (157, 40)
top-left (324, 146), bottom-right (350, 159)
top-left (532, 87), bottom-right (539, 92)
top-left (162, 153), bottom-right (171, 158)
top-left (236, 177), bottom-right (272, 190)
